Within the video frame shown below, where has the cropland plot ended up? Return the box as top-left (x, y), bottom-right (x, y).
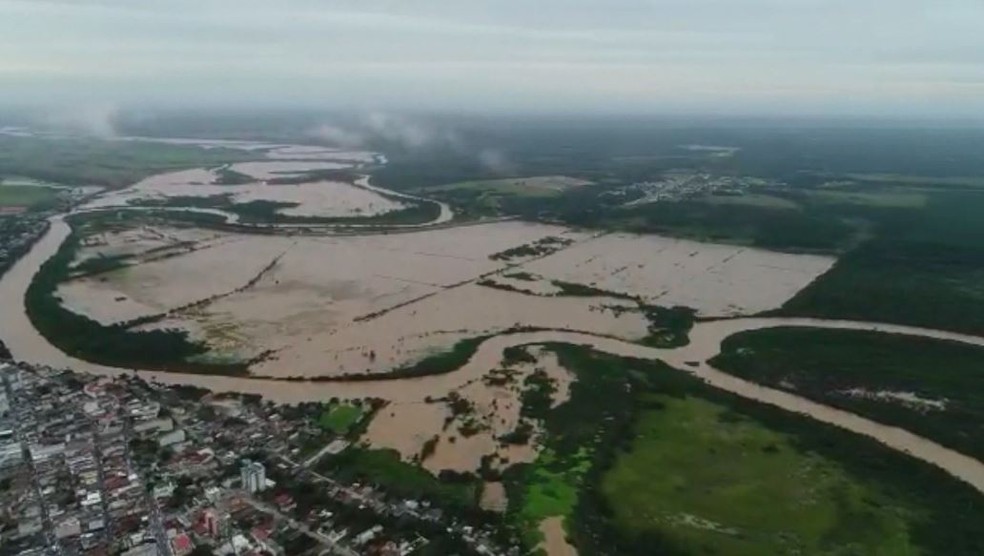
top-left (250, 283), bottom-right (648, 378)
top-left (57, 234), bottom-right (289, 324)
top-left (521, 233), bottom-right (835, 316)
top-left (232, 180), bottom-right (405, 217)
top-left (336, 221), bottom-right (587, 263)
top-left (0, 182), bottom-right (60, 208)
top-left (101, 222), bottom-right (596, 375)
top-left (72, 225), bottom-right (225, 265)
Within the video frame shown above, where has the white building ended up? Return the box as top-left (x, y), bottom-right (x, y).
top-left (158, 428), bottom-right (186, 448)
top-left (240, 459), bottom-right (267, 493)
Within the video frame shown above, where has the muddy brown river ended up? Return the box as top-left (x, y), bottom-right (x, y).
top-left (2, 214), bottom-right (982, 493)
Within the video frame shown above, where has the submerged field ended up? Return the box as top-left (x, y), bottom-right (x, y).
top-left (46, 210), bottom-right (834, 378)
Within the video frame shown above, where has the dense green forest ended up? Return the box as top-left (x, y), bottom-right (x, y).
top-left (779, 191), bottom-right (984, 334)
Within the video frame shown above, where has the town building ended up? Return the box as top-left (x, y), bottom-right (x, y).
top-left (240, 459), bottom-right (267, 493)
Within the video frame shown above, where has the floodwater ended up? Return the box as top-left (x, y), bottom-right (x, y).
top-left (364, 347), bottom-right (572, 474)
top-left (538, 517), bottom-right (577, 556)
top-left (522, 233), bottom-right (835, 317)
top-left (83, 167), bottom-right (405, 221)
top-left (2, 208), bottom-right (983, 492)
top-left (1, 221), bottom-right (982, 492)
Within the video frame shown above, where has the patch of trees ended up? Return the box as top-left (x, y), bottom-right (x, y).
top-left (640, 305), bottom-right (695, 348)
top-left (489, 236), bottom-right (573, 261)
top-left (519, 369), bottom-right (556, 420)
top-left (501, 346), bottom-right (537, 366)
top-left (212, 167), bottom-right (254, 185)
top-left (265, 168), bottom-right (362, 185)
top-left (69, 253), bottom-right (131, 276)
top-left (499, 420), bottom-right (534, 445)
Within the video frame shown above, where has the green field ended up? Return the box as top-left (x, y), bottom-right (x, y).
top-left (711, 327), bottom-right (984, 460)
top-left (514, 446), bottom-right (592, 544)
top-left (807, 189), bottom-right (927, 208)
top-left (317, 403), bottom-right (364, 435)
top-left (602, 394), bottom-right (919, 556)
top-left (423, 176), bottom-right (586, 198)
top-left (0, 135), bottom-right (257, 189)
top-left (847, 173), bottom-right (984, 189)
top-left (0, 183), bottom-right (59, 209)
top-left (698, 192), bottom-right (800, 209)
top-left (419, 176), bottom-right (590, 218)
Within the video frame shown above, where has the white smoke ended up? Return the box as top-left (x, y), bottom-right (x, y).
top-left (308, 112), bottom-right (511, 173)
top-left (477, 148), bottom-right (514, 175)
top-left (365, 112), bottom-right (438, 149)
top-left (307, 124), bottom-right (367, 148)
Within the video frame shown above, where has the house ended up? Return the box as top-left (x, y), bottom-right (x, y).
top-left (171, 533), bottom-right (194, 556)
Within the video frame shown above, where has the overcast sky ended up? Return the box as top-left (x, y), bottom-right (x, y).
top-left (1, 0), bottom-right (982, 117)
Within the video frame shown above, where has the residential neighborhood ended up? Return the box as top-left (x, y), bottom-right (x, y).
top-left (1, 360), bottom-right (515, 556)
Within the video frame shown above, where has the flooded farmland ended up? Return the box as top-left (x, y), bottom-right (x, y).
top-left (1, 141), bottom-right (982, 494)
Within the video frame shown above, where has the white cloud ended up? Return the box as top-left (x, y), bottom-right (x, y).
top-left (0, 0), bottom-right (982, 116)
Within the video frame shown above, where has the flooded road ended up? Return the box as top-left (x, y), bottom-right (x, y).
top-left (2, 215), bottom-right (983, 492)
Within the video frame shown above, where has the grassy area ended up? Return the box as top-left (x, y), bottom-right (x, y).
top-left (418, 176), bottom-right (591, 219)
top-left (711, 327), bottom-right (984, 460)
top-left (317, 403), bottom-right (364, 435)
top-left (807, 189), bottom-right (927, 208)
top-left (847, 173), bottom-right (984, 189)
top-left (601, 199), bottom-right (863, 253)
top-left (601, 394), bottom-right (920, 556)
top-left (424, 176), bottom-right (587, 198)
top-left (504, 344), bottom-right (640, 547)
top-left (0, 135), bottom-right (258, 189)
top-left (514, 447), bottom-right (592, 546)
top-left (317, 448), bottom-right (479, 510)
top-left (0, 184), bottom-right (59, 209)
top-left (698, 192), bottom-right (800, 209)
